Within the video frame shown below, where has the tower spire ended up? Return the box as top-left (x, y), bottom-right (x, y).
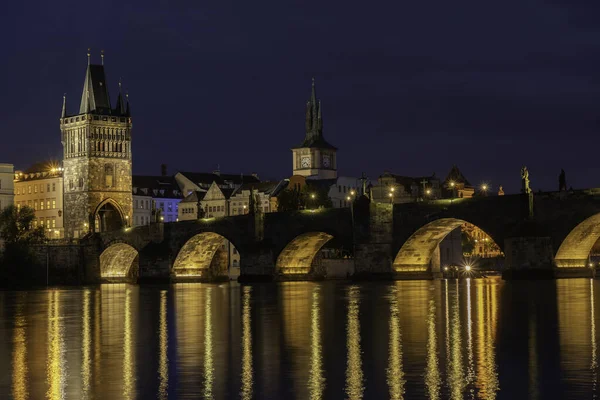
top-left (101, 49), bottom-right (104, 65)
top-left (115, 78), bottom-right (126, 115)
top-left (61, 93), bottom-right (67, 118)
top-left (87, 48), bottom-right (91, 65)
top-left (125, 92), bottom-right (131, 117)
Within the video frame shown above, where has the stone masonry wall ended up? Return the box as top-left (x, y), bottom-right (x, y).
top-left (354, 202), bottom-right (393, 274)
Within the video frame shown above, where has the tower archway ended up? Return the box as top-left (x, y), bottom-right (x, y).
top-left (94, 199), bottom-right (125, 233)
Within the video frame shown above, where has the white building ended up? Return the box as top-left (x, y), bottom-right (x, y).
top-left (0, 164), bottom-right (14, 211)
top-left (132, 175), bottom-right (183, 226)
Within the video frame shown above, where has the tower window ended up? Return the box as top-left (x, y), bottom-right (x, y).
top-left (105, 164), bottom-right (114, 188)
top-left (78, 177), bottom-right (83, 189)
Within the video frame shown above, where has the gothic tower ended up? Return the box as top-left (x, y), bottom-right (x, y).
top-left (60, 51), bottom-right (133, 238)
top-left (291, 78), bottom-right (337, 179)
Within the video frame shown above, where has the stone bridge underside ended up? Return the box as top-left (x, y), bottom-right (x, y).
top-left (277, 232), bottom-right (334, 274)
top-left (100, 243), bottom-right (139, 280)
top-left (555, 213), bottom-right (600, 268)
top-left (172, 232), bottom-right (230, 278)
top-left (393, 218), bottom-right (499, 272)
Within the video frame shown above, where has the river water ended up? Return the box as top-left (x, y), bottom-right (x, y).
top-left (0, 278), bottom-right (598, 399)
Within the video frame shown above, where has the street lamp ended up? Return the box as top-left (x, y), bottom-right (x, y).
top-left (243, 205), bottom-right (247, 214)
top-left (481, 183), bottom-right (488, 196)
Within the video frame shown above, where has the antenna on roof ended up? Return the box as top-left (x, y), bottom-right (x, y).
top-left (101, 49), bottom-right (105, 65)
top-left (87, 48), bottom-right (91, 65)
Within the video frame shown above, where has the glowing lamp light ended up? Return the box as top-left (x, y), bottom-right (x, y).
top-left (450, 181), bottom-right (456, 187)
top-left (388, 193), bottom-right (393, 197)
top-left (426, 189), bottom-right (431, 195)
top-left (311, 194), bottom-right (316, 199)
top-left (590, 263), bottom-right (594, 268)
top-left (443, 266), bottom-right (448, 271)
top-left (350, 190), bottom-right (355, 196)
top-left (346, 196), bottom-right (351, 201)
top-left (390, 187), bottom-right (395, 192)
top-left (481, 184), bottom-right (488, 191)
top-left (465, 265), bottom-right (472, 272)
top-left (160, 216), bottom-right (164, 222)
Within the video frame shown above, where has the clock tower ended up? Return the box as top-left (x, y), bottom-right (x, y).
top-left (292, 78), bottom-right (337, 179)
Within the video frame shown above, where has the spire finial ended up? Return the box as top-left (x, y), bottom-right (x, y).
top-left (119, 77), bottom-right (122, 91)
top-left (87, 48), bottom-right (91, 65)
top-left (61, 93), bottom-right (67, 118)
top-left (101, 49), bottom-right (104, 65)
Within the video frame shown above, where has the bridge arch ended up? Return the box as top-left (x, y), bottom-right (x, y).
top-left (276, 232), bottom-right (334, 275)
top-left (555, 213), bottom-right (600, 268)
top-left (100, 242), bottom-right (139, 281)
top-left (393, 218), bottom-right (501, 272)
top-left (172, 232), bottom-right (236, 279)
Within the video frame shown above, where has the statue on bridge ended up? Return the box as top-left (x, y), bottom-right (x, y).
top-left (559, 169), bottom-right (567, 192)
top-left (521, 166), bottom-right (531, 194)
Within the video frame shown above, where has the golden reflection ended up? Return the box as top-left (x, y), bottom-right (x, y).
top-left (46, 290), bottom-right (66, 400)
top-left (387, 292), bottom-right (405, 400)
top-left (241, 286), bottom-right (254, 400)
top-left (448, 280), bottom-right (465, 400)
top-left (475, 283), bottom-right (499, 399)
top-left (345, 286), bottom-right (364, 400)
top-left (466, 279), bottom-right (474, 395)
top-left (204, 288), bottom-right (214, 399)
top-left (12, 293), bottom-right (28, 400)
top-left (81, 290), bottom-right (92, 399)
top-left (123, 287), bottom-right (135, 400)
top-left (591, 280), bottom-right (597, 392)
top-left (309, 287), bottom-right (325, 400)
top-left (158, 290), bottom-right (169, 400)
top-left (425, 299), bottom-right (441, 400)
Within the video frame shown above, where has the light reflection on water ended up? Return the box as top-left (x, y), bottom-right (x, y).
top-left (3, 278), bottom-right (600, 398)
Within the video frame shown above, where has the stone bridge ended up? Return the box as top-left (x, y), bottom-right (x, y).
top-left (76, 189), bottom-right (600, 283)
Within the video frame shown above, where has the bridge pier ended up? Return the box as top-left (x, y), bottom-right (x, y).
top-left (502, 236), bottom-right (555, 279)
top-left (239, 248), bottom-right (275, 282)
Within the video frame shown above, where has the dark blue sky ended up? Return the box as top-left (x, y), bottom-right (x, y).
top-left (2, 0), bottom-right (599, 193)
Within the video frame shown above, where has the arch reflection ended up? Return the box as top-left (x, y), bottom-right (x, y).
top-left (309, 287), bottom-right (325, 400)
top-left (241, 286), bottom-right (254, 400)
top-left (345, 286), bottom-right (364, 400)
top-left (387, 289), bottom-right (405, 400)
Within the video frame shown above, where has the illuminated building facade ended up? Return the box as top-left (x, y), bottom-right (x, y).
top-left (462, 223), bottom-right (503, 258)
top-left (60, 52), bottom-right (133, 238)
top-left (0, 163), bottom-right (14, 211)
top-left (13, 164), bottom-right (64, 239)
top-left (443, 165), bottom-right (474, 199)
top-left (370, 171), bottom-right (441, 203)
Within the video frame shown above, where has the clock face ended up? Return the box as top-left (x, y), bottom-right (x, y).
top-left (322, 155), bottom-right (330, 168)
top-left (301, 157), bottom-right (310, 168)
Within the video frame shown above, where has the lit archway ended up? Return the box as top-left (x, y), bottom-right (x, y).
top-left (100, 243), bottom-right (139, 280)
top-left (555, 214), bottom-right (600, 268)
top-left (393, 218), bottom-right (501, 272)
top-left (94, 199), bottom-right (125, 233)
top-left (276, 232), bottom-right (334, 274)
top-left (172, 232), bottom-right (236, 279)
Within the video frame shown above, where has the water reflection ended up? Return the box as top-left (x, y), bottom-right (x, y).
top-left (387, 288), bottom-right (405, 400)
top-left (204, 288), bottom-right (214, 399)
top-left (448, 280), bottom-right (465, 400)
top-left (123, 287), bottom-right (136, 400)
top-left (309, 287), bottom-right (325, 400)
top-left (158, 290), bottom-right (168, 400)
top-left (241, 285), bottom-right (253, 400)
top-left (12, 293), bottom-right (28, 400)
top-left (81, 290), bottom-right (92, 399)
top-left (345, 286), bottom-right (364, 400)
top-left (46, 290), bottom-right (66, 400)
top-left (425, 299), bottom-right (441, 400)
top-left (475, 283), bottom-right (499, 399)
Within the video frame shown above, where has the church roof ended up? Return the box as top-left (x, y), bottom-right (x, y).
top-left (444, 165), bottom-right (472, 187)
top-left (292, 78), bottom-right (337, 150)
top-left (178, 171), bottom-right (260, 187)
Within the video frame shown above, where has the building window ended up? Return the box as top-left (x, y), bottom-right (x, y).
top-left (40, 183), bottom-right (44, 193)
top-left (47, 184), bottom-right (50, 192)
top-left (33, 200), bottom-right (38, 210)
top-left (52, 183), bottom-right (56, 192)
top-left (52, 199), bottom-right (56, 209)
top-left (52, 218), bottom-right (56, 228)
top-left (34, 185), bottom-right (38, 194)
top-left (40, 200), bottom-right (45, 210)
top-left (28, 185), bottom-right (31, 194)
top-left (78, 177), bottom-right (84, 189)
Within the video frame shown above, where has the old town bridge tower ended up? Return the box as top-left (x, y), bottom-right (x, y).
top-left (60, 51), bottom-right (133, 238)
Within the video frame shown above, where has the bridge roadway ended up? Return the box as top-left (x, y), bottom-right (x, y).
top-left (68, 189), bottom-right (600, 282)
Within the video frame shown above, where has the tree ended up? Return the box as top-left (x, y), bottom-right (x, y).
top-left (0, 205), bottom-right (45, 285)
top-left (0, 205), bottom-right (45, 245)
top-left (277, 188), bottom-right (302, 212)
top-left (276, 183), bottom-right (333, 211)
